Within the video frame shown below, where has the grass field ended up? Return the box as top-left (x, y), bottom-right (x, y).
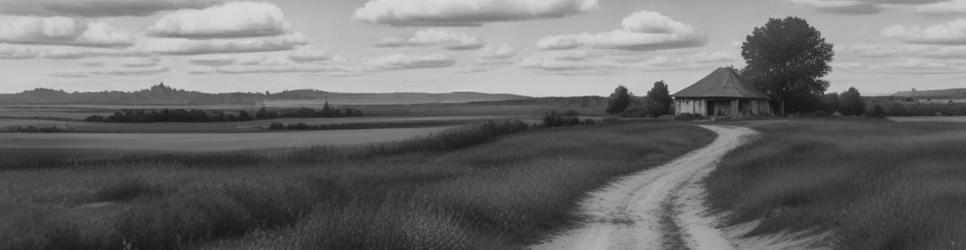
top-left (0, 126), bottom-right (459, 152)
top-left (0, 121), bottom-right (713, 249)
top-left (706, 119), bottom-right (966, 249)
top-left (0, 116), bottom-right (510, 133)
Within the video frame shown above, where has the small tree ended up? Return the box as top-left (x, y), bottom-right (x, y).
top-left (869, 105), bottom-right (886, 118)
top-left (840, 87), bottom-right (865, 116)
top-left (888, 103), bottom-right (907, 116)
top-left (606, 85), bottom-right (632, 114)
top-left (645, 81), bottom-right (672, 117)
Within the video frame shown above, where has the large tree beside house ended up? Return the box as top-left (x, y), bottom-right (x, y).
top-left (740, 17), bottom-right (834, 115)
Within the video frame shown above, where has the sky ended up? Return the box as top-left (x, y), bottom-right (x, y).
top-left (1, 0), bottom-right (965, 97)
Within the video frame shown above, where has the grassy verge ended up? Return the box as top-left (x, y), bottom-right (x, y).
top-left (706, 119), bottom-right (966, 249)
top-left (0, 121), bottom-right (714, 249)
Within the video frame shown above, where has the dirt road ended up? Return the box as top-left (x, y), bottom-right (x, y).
top-left (533, 125), bottom-right (758, 250)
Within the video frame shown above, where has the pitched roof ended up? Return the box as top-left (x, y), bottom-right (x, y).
top-left (672, 67), bottom-right (770, 99)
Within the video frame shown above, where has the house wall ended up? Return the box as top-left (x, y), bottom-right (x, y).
top-left (674, 99), bottom-right (706, 116)
top-left (675, 98), bottom-right (773, 117)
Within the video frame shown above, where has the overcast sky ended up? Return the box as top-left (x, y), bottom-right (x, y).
top-left (1, 0), bottom-right (965, 96)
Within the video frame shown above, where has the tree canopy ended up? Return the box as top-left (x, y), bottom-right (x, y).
top-left (740, 17), bottom-right (834, 115)
top-left (840, 87), bottom-right (866, 116)
top-left (644, 81), bottom-right (672, 117)
top-left (606, 85), bottom-right (632, 114)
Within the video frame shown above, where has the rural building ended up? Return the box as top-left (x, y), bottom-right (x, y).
top-left (672, 67), bottom-right (773, 117)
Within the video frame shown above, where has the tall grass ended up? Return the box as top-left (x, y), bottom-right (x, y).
top-left (1, 121), bottom-right (714, 249)
top-left (0, 120), bottom-right (531, 170)
top-left (706, 119), bottom-right (966, 249)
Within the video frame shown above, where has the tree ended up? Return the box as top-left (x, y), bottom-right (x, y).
top-left (822, 92), bottom-right (841, 113)
top-left (740, 17), bottom-right (835, 115)
top-left (606, 85), bottom-right (632, 114)
top-left (644, 81), bottom-right (672, 117)
top-left (888, 103), bottom-right (907, 116)
top-left (840, 87), bottom-right (865, 116)
top-left (869, 105), bottom-right (886, 118)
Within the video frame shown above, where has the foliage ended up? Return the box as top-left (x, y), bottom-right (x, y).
top-left (644, 81), bottom-right (673, 117)
top-left (868, 105), bottom-right (886, 118)
top-left (673, 113), bottom-right (707, 121)
top-left (606, 85), bottom-right (632, 114)
top-left (542, 111), bottom-right (581, 127)
top-left (740, 17), bottom-right (835, 114)
top-left (86, 106), bottom-right (362, 123)
top-left (840, 87), bottom-right (866, 116)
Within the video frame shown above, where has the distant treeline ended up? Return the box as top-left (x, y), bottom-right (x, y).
top-left (866, 97), bottom-right (966, 117)
top-left (86, 106), bottom-right (362, 123)
top-left (1, 83), bottom-right (529, 105)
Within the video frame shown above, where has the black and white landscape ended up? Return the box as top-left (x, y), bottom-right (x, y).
top-left (3, 0), bottom-right (966, 249)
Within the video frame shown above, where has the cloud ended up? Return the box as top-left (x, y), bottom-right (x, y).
top-left (479, 43), bottom-right (517, 60)
top-left (140, 33), bottom-right (308, 55)
top-left (842, 43), bottom-right (966, 59)
top-left (148, 1), bottom-right (291, 39)
top-left (119, 57), bottom-right (160, 67)
top-left (882, 19), bottom-right (966, 45)
top-left (0, 43), bottom-right (146, 59)
top-left (0, 0), bottom-right (221, 17)
top-left (91, 66), bottom-right (170, 76)
top-left (375, 29), bottom-right (484, 50)
top-left (536, 10), bottom-right (705, 51)
top-left (518, 49), bottom-right (738, 74)
top-left (352, 0), bottom-right (599, 27)
top-left (0, 16), bottom-right (134, 47)
top-left (917, 0), bottom-right (966, 15)
top-left (789, 0), bottom-right (884, 15)
top-left (836, 60), bottom-right (963, 74)
top-left (189, 57), bottom-right (235, 66)
top-left (362, 53), bottom-right (456, 71)
top-left (53, 65), bottom-right (170, 78)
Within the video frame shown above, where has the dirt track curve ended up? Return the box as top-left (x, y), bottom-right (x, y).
top-left (532, 125), bottom-right (758, 250)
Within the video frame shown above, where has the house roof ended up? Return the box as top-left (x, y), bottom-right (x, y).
top-left (672, 67), bottom-right (770, 99)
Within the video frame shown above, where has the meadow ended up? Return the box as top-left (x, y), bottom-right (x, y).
top-left (0, 120), bottom-right (713, 249)
top-left (706, 119), bottom-right (966, 249)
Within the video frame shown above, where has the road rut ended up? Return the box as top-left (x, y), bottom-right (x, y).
top-left (532, 125), bottom-right (758, 250)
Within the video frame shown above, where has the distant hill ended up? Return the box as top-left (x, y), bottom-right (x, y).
top-left (892, 88), bottom-right (966, 98)
top-left (0, 84), bottom-right (532, 105)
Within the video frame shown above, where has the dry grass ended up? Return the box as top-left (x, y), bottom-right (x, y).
top-left (706, 119), bottom-right (966, 250)
top-left (0, 121), bottom-right (713, 249)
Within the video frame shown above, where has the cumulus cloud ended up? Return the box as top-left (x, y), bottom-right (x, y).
top-left (119, 57), bottom-right (160, 67)
top-left (917, 0), bottom-right (966, 15)
top-left (536, 10), bottom-right (705, 51)
top-left (188, 57), bottom-right (235, 66)
top-left (789, 0), bottom-right (884, 15)
top-left (375, 29), bottom-right (484, 50)
top-left (0, 43), bottom-right (146, 59)
top-left (148, 1), bottom-right (291, 39)
top-left (0, 0), bottom-right (221, 17)
top-left (91, 66), bottom-right (170, 76)
top-left (0, 16), bottom-right (134, 47)
top-left (479, 43), bottom-right (517, 60)
top-left (518, 49), bottom-right (738, 74)
top-left (882, 19), bottom-right (966, 45)
top-left (842, 43), bottom-right (966, 59)
top-left (352, 0), bottom-right (599, 26)
top-left (362, 53), bottom-right (456, 71)
top-left (836, 60), bottom-right (962, 74)
top-left (185, 47), bottom-right (354, 75)
top-left (141, 33), bottom-right (308, 55)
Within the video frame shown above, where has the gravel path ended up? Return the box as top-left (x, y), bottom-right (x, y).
top-left (532, 125), bottom-right (758, 250)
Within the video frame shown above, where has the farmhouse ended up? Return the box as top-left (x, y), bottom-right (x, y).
top-left (672, 67), bottom-right (773, 117)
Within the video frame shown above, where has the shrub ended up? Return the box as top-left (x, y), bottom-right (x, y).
top-left (542, 112), bottom-right (580, 128)
top-left (868, 104), bottom-right (887, 118)
top-left (268, 122), bottom-right (285, 130)
top-left (673, 113), bottom-right (707, 121)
